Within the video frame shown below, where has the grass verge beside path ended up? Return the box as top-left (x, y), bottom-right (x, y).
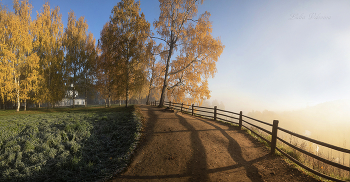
top-left (0, 105), bottom-right (142, 182)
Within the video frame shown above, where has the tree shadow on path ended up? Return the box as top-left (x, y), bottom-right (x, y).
top-left (193, 115), bottom-right (266, 182)
top-left (113, 106), bottom-right (268, 182)
top-left (175, 112), bottom-right (211, 181)
top-left (137, 105), bottom-right (159, 149)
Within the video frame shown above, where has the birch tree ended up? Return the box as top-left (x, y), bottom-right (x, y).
top-left (1, 0), bottom-right (40, 111)
top-left (0, 5), bottom-right (12, 109)
top-left (154, 0), bottom-right (224, 107)
top-left (145, 39), bottom-right (165, 105)
top-left (109, 0), bottom-right (150, 107)
top-left (63, 11), bottom-right (88, 108)
top-left (96, 22), bottom-right (121, 107)
top-left (34, 2), bottom-right (65, 108)
top-left (80, 32), bottom-right (97, 107)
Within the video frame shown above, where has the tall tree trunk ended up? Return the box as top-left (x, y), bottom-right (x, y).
top-left (85, 77), bottom-right (87, 107)
top-left (72, 84), bottom-right (75, 108)
top-left (119, 96), bottom-right (121, 106)
top-left (159, 36), bottom-right (174, 107)
top-left (48, 64), bottom-right (51, 107)
top-left (159, 80), bottom-right (167, 107)
top-left (125, 54), bottom-right (129, 108)
top-left (72, 91), bottom-right (75, 108)
top-left (146, 94), bottom-right (150, 105)
top-left (2, 95), bottom-right (5, 110)
top-left (159, 59), bottom-right (170, 107)
top-left (72, 71), bottom-right (76, 108)
top-left (146, 77), bottom-right (153, 105)
top-left (125, 83), bottom-right (128, 108)
top-left (138, 92), bottom-right (141, 105)
top-left (85, 89), bottom-right (87, 107)
top-left (104, 99), bottom-right (107, 107)
top-left (16, 79), bottom-right (20, 112)
top-left (24, 99), bottom-right (26, 111)
top-left (108, 94), bottom-right (111, 108)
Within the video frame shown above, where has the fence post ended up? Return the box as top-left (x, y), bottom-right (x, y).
top-left (214, 106), bottom-right (217, 121)
top-left (192, 104), bottom-right (194, 116)
top-left (181, 103), bottom-right (183, 112)
top-left (239, 111), bottom-right (243, 130)
top-left (270, 120), bottom-right (279, 154)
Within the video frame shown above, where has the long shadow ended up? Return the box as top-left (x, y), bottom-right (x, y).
top-left (175, 113), bottom-right (210, 181)
top-left (195, 116), bottom-right (265, 182)
top-left (114, 105), bottom-right (159, 179)
top-left (134, 105), bottom-right (159, 149)
top-left (114, 107), bottom-right (267, 181)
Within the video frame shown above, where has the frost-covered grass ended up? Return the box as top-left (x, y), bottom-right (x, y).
top-left (0, 105), bottom-right (142, 181)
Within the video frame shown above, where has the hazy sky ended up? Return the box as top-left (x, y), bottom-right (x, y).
top-left (2, 0), bottom-right (350, 112)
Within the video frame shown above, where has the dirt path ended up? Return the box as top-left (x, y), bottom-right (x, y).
top-left (109, 105), bottom-right (319, 182)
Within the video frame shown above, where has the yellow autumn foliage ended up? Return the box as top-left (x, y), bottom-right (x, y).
top-left (0, 0), bottom-right (40, 111)
top-left (154, 0), bottom-right (224, 106)
top-left (34, 2), bottom-right (65, 107)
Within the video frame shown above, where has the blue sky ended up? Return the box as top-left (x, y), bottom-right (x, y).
top-left (2, 0), bottom-right (350, 112)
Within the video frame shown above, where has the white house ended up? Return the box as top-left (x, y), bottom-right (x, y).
top-left (56, 98), bottom-right (85, 107)
top-left (55, 84), bottom-right (85, 107)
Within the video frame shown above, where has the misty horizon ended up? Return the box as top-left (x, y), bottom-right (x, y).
top-left (200, 98), bottom-right (350, 149)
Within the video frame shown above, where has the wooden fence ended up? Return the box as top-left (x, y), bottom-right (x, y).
top-left (149, 100), bottom-right (350, 182)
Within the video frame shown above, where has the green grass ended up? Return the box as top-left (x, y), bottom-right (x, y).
top-left (0, 105), bottom-right (142, 181)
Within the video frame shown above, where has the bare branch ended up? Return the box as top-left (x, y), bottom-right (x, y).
top-left (149, 36), bottom-right (170, 46)
top-left (187, 18), bottom-right (198, 22)
top-left (152, 49), bottom-right (169, 56)
top-left (167, 74), bottom-right (184, 90)
top-left (174, 41), bottom-right (188, 47)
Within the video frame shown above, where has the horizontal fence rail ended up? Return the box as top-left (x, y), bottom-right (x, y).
top-left (243, 115), bottom-right (273, 127)
top-left (217, 108), bottom-right (240, 115)
top-left (145, 101), bottom-right (350, 182)
top-left (275, 147), bottom-right (346, 182)
top-left (242, 119), bottom-right (272, 135)
top-left (216, 112), bottom-right (239, 120)
top-left (277, 136), bottom-right (350, 171)
top-left (216, 117), bottom-right (239, 124)
top-left (193, 105), bottom-right (214, 110)
top-left (278, 127), bottom-right (350, 154)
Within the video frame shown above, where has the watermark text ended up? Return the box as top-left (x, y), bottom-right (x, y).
top-left (289, 13), bottom-right (331, 20)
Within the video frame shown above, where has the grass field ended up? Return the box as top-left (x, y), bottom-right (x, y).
top-left (0, 105), bottom-right (142, 182)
